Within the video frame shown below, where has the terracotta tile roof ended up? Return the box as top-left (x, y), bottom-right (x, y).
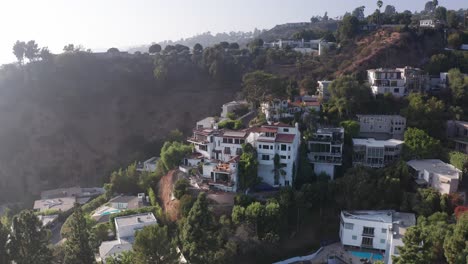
top-left (275, 134), bottom-right (295, 143)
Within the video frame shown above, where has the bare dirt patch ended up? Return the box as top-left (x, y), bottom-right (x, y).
top-left (158, 170), bottom-right (180, 221)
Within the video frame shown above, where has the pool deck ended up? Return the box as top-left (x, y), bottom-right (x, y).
top-left (311, 243), bottom-right (383, 264)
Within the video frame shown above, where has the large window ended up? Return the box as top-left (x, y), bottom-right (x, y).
top-left (363, 227), bottom-right (374, 236)
top-left (261, 155), bottom-right (270, 161)
top-left (224, 147), bottom-right (231, 154)
top-left (344, 223), bottom-right (354, 230)
top-left (281, 144), bottom-right (287, 151)
top-left (362, 237), bottom-right (373, 247)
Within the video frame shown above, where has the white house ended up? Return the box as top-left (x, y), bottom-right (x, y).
top-left (308, 127), bottom-right (344, 179)
top-left (201, 158), bottom-right (238, 192)
top-left (367, 67), bottom-right (427, 97)
top-left (340, 210), bottom-right (416, 264)
top-left (108, 195), bottom-right (142, 210)
top-left (136, 157), bottom-right (159, 172)
top-left (317, 80), bottom-right (332, 100)
top-left (249, 123), bottom-right (301, 187)
top-left (221, 100), bottom-right (249, 119)
top-left (407, 159), bottom-right (460, 195)
top-left (352, 138), bottom-right (404, 168)
top-left (420, 19), bottom-right (436, 28)
top-left (357, 115), bottom-right (406, 140)
top-left (98, 213), bottom-right (157, 263)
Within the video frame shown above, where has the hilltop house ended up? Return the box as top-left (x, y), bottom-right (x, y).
top-left (136, 157), bottom-right (159, 172)
top-left (248, 123), bottom-right (301, 187)
top-left (340, 210), bottom-right (416, 264)
top-left (446, 120), bottom-right (468, 154)
top-left (263, 39), bottom-right (335, 55)
top-left (33, 197), bottom-right (76, 213)
top-left (317, 80), bottom-right (332, 100)
top-left (352, 138), bottom-right (404, 168)
top-left (407, 159), bottom-right (460, 195)
top-left (357, 115), bottom-right (406, 140)
top-left (307, 127), bottom-right (344, 179)
top-left (92, 194), bottom-right (147, 223)
top-left (367, 67), bottom-right (428, 97)
top-left (261, 97), bottom-right (320, 122)
top-left (98, 213), bottom-right (157, 263)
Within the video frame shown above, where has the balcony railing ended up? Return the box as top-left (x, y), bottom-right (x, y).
top-left (362, 232), bottom-right (375, 237)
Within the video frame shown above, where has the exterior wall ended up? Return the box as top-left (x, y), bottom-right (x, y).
top-left (340, 215), bottom-right (390, 251)
top-left (110, 202), bottom-right (128, 210)
top-left (358, 115), bottom-right (406, 139)
top-left (314, 163), bottom-right (336, 179)
top-left (352, 143), bottom-right (403, 168)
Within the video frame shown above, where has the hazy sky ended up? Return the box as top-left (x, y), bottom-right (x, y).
top-left (0, 0), bottom-right (466, 64)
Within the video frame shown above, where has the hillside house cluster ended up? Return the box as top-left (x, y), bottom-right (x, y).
top-left (261, 96), bottom-right (320, 122)
top-left (185, 122), bottom-right (301, 190)
top-left (340, 210), bottom-right (416, 264)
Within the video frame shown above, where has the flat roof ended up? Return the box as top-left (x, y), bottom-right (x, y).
top-left (99, 240), bottom-right (132, 260)
top-left (407, 159), bottom-right (461, 179)
top-left (33, 197), bottom-right (76, 212)
top-left (352, 138), bottom-right (404, 147)
top-left (357, 114), bottom-right (406, 119)
top-left (316, 127), bottom-right (344, 134)
top-left (109, 195), bottom-right (138, 204)
top-left (342, 210), bottom-right (415, 227)
top-left (114, 212), bottom-right (157, 228)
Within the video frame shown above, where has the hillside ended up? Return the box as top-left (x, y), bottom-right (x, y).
top-left (0, 53), bottom-right (238, 204)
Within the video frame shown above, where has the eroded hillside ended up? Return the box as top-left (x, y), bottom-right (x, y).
top-left (0, 54), bottom-right (238, 203)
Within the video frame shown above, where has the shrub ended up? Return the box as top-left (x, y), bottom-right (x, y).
top-left (174, 179), bottom-right (189, 200)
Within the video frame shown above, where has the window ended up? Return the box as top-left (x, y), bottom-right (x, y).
top-left (380, 239), bottom-right (386, 244)
top-left (394, 88), bottom-right (399, 93)
top-left (223, 138), bottom-right (228, 143)
top-left (344, 223), bottom-right (354, 230)
top-left (363, 227), bottom-right (374, 236)
top-left (281, 144), bottom-right (287, 151)
top-left (224, 147), bottom-right (231, 154)
top-left (261, 155), bottom-right (270, 161)
top-left (240, 139), bottom-right (245, 144)
top-left (288, 146), bottom-right (291, 151)
top-left (236, 148), bottom-right (242, 155)
top-left (280, 155), bottom-right (287, 159)
top-left (288, 156), bottom-right (290, 159)
top-left (262, 145), bottom-right (269, 149)
top-left (283, 128), bottom-right (289, 132)
top-left (285, 180), bottom-right (290, 186)
top-left (270, 145), bottom-right (273, 149)
top-left (352, 235), bottom-right (357, 240)
top-left (362, 237), bottom-right (373, 247)
top-left (382, 228), bottom-right (387, 234)
top-left (234, 139), bottom-right (240, 144)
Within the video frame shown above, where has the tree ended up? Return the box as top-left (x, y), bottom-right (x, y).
top-left (174, 179), bottom-right (189, 199)
top-left (63, 205), bottom-right (95, 264)
top-left (272, 154), bottom-right (287, 185)
top-left (403, 128), bottom-right (442, 159)
top-left (338, 15), bottom-right (359, 40)
top-left (340, 120), bottom-right (360, 144)
top-left (229, 42), bottom-right (240, 49)
top-left (179, 194), bottom-right (194, 217)
top-left (107, 47), bottom-right (120, 53)
top-left (0, 221), bottom-right (9, 263)
top-left (159, 141), bottom-right (192, 173)
top-left (434, 6), bottom-right (447, 22)
top-left (444, 213), bottom-right (468, 264)
top-left (448, 33), bottom-right (462, 50)
top-left (352, 6), bottom-right (365, 21)
top-left (166, 129), bottom-right (184, 142)
top-left (148, 44), bottom-right (162, 54)
top-left (447, 10), bottom-right (460, 28)
top-left (25, 40), bottom-right (40, 62)
top-left (13, 40), bottom-right (26, 64)
top-left (248, 38), bottom-right (264, 50)
top-left (106, 251), bottom-right (135, 264)
top-left (133, 225), bottom-right (180, 264)
top-left (327, 75), bottom-right (371, 118)
top-left (448, 68), bottom-right (468, 104)
top-left (193, 43), bottom-right (203, 54)
top-left (384, 5), bottom-right (396, 16)
top-left (238, 143), bottom-right (259, 190)
top-left (40, 47), bottom-right (53, 61)
top-left (63, 44), bottom-right (75, 52)
top-left (377, 0), bottom-right (383, 11)
top-left (148, 187), bottom-right (157, 206)
top-left (8, 210), bottom-right (53, 264)
top-left (180, 192), bottom-right (235, 263)
top-left (323, 12), bottom-right (329, 21)
top-left (242, 70), bottom-right (284, 107)
top-left (424, 1), bottom-right (435, 13)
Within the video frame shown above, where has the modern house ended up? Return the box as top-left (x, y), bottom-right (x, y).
top-left (407, 159), bottom-right (460, 195)
top-left (446, 120), bottom-right (468, 154)
top-left (98, 213), bottom-right (157, 263)
top-left (352, 138), bottom-right (404, 168)
top-left (357, 115), bottom-right (406, 140)
top-left (339, 210), bottom-right (416, 264)
top-left (317, 80), bottom-right (333, 100)
top-left (109, 195), bottom-right (144, 210)
top-left (367, 67), bottom-right (427, 97)
top-left (261, 97), bottom-right (320, 122)
top-left (33, 197), bottom-right (76, 213)
top-left (419, 19), bottom-right (436, 28)
top-left (249, 123), bottom-right (301, 187)
top-left (263, 39), bottom-right (335, 55)
top-left (136, 157), bottom-right (159, 172)
top-left (307, 127), bottom-right (344, 179)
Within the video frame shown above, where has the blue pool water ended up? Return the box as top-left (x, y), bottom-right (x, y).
top-left (350, 251), bottom-right (384, 261)
top-left (101, 209), bottom-right (121, 216)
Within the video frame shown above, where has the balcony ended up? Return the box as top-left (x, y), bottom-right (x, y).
top-left (187, 136), bottom-right (209, 145)
top-left (308, 153), bottom-right (342, 164)
top-left (362, 232), bottom-right (375, 237)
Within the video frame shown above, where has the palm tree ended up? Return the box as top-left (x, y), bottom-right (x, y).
top-left (377, 1), bottom-right (383, 25)
top-left (432, 0), bottom-right (438, 9)
top-left (272, 154), bottom-right (287, 186)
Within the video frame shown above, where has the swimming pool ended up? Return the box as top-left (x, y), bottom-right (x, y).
top-left (350, 251), bottom-right (384, 261)
top-left (101, 209), bottom-right (121, 216)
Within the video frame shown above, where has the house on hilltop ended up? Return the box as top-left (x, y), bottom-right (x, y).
top-left (307, 127), bottom-right (344, 179)
top-left (407, 159), bottom-right (460, 195)
top-left (352, 138), bottom-right (403, 168)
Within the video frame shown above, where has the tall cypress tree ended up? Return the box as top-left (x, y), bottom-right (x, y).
top-left (63, 204), bottom-right (95, 264)
top-left (0, 220), bottom-right (10, 264)
top-left (8, 210), bottom-right (53, 264)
